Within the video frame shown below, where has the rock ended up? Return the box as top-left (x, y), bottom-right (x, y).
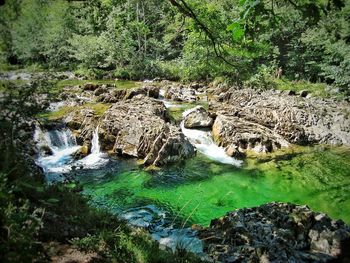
top-left (190, 82), bottom-right (204, 90)
top-left (183, 106), bottom-right (214, 128)
top-left (163, 84), bottom-right (198, 102)
top-left (199, 202), bottom-right (350, 263)
top-left (63, 109), bottom-right (98, 148)
top-left (225, 145), bottom-right (245, 159)
top-left (210, 88), bottom-right (350, 148)
top-left (95, 95), bottom-right (195, 166)
top-left (299, 90), bottom-right (309, 97)
top-left (212, 114), bottom-right (289, 153)
top-left (93, 85), bottom-right (108, 96)
top-left (97, 85), bottom-right (159, 103)
top-left (83, 83), bottom-right (99, 91)
top-left (286, 90), bottom-right (296, 95)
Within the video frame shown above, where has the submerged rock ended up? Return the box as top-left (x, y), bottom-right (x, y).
top-left (183, 106), bottom-right (214, 128)
top-left (199, 202), bottom-right (350, 263)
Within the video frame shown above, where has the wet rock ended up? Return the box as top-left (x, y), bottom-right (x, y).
top-left (73, 145), bottom-right (89, 160)
top-left (225, 145), bottom-right (245, 159)
top-left (183, 106), bottom-right (214, 128)
top-left (39, 145), bottom-right (53, 156)
top-left (199, 202), bottom-right (350, 263)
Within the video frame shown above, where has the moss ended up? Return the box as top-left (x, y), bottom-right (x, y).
top-left (37, 103), bottom-right (110, 121)
top-left (56, 79), bottom-right (141, 91)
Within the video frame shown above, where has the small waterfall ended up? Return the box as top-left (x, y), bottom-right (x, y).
top-left (91, 126), bottom-right (101, 154)
top-left (35, 126), bottom-right (80, 174)
top-left (181, 109), bottom-right (242, 166)
top-left (35, 125), bottom-right (108, 178)
top-left (76, 126), bottom-right (108, 169)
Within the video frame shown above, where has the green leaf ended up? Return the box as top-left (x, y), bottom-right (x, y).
top-left (47, 198), bottom-right (60, 203)
top-left (65, 183), bottom-right (77, 189)
top-left (227, 22), bottom-right (245, 41)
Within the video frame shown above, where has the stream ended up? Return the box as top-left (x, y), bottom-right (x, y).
top-left (34, 96), bottom-right (350, 254)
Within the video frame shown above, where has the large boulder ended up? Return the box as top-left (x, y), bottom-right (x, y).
top-left (97, 95), bottom-right (195, 166)
top-left (199, 202), bottom-right (350, 263)
top-left (209, 88), bottom-right (350, 149)
top-left (183, 106), bottom-right (214, 128)
top-left (212, 114), bottom-right (289, 153)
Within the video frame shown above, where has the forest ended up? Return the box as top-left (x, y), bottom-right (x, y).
top-left (1, 0), bottom-right (350, 262)
top-left (1, 0), bottom-right (349, 91)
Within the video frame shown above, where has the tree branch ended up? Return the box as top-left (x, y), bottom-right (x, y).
top-left (168, 0), bottom-right (236, 67)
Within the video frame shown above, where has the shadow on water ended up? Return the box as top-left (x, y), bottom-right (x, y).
top-left (145, 155), bottom-right (243, 189)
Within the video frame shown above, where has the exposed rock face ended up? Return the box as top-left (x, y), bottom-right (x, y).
top-left (212, 114), bottom-right (290, 153)
top-left (209, 88), bottom-right (350, 152)
top-left (97, 85), bottom-right (159, 103)
top-left (183, 106), bottom-right (214, 128)
top-left (199, 202), bottom-right (350, 263)
top-left (63, 95), bottom-right (195, 166)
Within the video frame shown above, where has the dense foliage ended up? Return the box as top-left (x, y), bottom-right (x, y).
top-left (0, 0), bottom-right (349, 88)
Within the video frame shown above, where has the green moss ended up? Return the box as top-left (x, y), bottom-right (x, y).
top-left (166, 102), bottom-right (208, 122)
top-left (37, 103), bottom-right (110, 121)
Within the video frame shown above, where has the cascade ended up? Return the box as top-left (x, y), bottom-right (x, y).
top-left (181, 108), bottom-right (242, 166)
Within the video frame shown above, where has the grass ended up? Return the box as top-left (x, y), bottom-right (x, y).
top-left (0, 79), bottom-right (29, 92)
top-left (166, 102), bottom-right (209, 123)
top-left (272, 78), bottom-right (342, 98)
top-left (56, 79), bottom-right (142, 90)
top-left (38, 103), bottom-right (110, 121)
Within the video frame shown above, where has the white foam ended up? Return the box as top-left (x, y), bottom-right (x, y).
top-left (35, 126), bottom-right (108, 174)
top-left (181, 108), bottom-right (242, 166)
top-left (76, 126), bottom-right (108, 169)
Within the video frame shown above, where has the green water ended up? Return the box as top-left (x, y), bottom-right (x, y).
top-left (80, 146), bottom-right (350, 226)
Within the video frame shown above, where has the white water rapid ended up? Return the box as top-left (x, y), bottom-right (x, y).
top-left (35, 126), bottom-right (108, 177)
top-left (181, 108), bottom-right (243, 166)
top-left (35, 127), bottom-right (81, 174)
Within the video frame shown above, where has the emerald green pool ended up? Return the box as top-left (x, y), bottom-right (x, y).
top-left (79, 146), bottom-right (350, 226)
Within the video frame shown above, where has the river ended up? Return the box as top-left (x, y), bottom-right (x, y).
top-left (34, 96), bottom-right (350, 253)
